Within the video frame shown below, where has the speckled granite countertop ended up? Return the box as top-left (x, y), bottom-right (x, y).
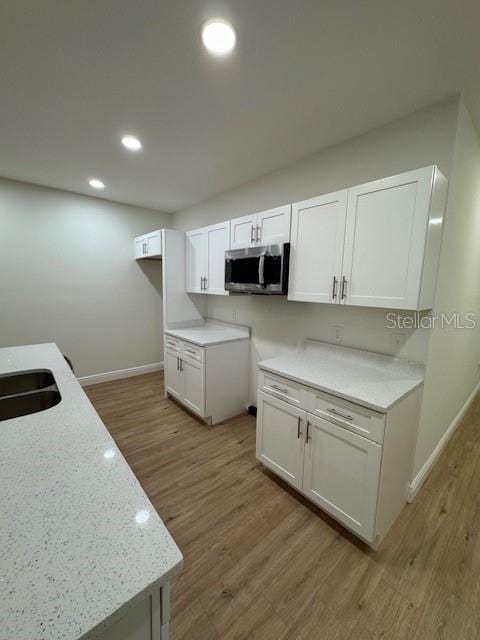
top-left (0, 343), bottom-right (182, 640)
top-left (164, 319), bottom-right (250, 346)
top-left (259, 340), bottom-right (424, 412)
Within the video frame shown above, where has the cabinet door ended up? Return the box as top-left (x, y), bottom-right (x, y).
top-left (205, 221), bottom-right (230, 296)
top-left (165, 350), bottom-right (184, 401)
top-left (145, 231), bottom-right (162, 257)
top-left (303, 414), bottom-right (381, 541)
top-left (134, 236), bottom-right (146, 259)
top-left (342, 166), bottom-right (434, 309)
top-left (181, 356), bottom-right (205, 417)
top-left (186, 228), bottom-right (206, 293)
top-left (230, 214), bottom-right (257, 249)
top-left (256, 205), bottom-right (291, 245)
top-left (288, 190), bottom-right (347, 303)
top-left (256, 391), bottom-right (306, 491)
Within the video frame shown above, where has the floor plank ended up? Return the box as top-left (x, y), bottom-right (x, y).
top-left (85, 372), bottom-right (480, 640)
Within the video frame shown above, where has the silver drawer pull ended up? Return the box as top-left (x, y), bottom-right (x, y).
top-left (327, 408), bottom-right (353, 421)
top-left (185, 348), bottom-right (197, 355)
top-left (271, 383), bottom-right (289, 394)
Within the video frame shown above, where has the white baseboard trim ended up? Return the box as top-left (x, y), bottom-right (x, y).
top-left (78, 362), bottom-right (164, 387)
top-left (407, 379), bottom-right (480, 502)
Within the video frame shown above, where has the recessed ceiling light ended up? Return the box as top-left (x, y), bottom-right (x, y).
top-left (89, 178), bottom-right (105, 190)
top-left (121, 134), bottom-right (142, 152)
top-left (202, 19), bottom-right (236, 56)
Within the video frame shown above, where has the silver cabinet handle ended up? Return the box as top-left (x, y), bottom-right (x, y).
top-left (327, 408), bottom-right (353, 421)
top-left (271, 383), bottom-right (289, 394)
top-left (176, 357), bottom-right (179, 371)
top-left (332, 276), bottom-right (338, 300)
top-left (251, 225), bottom-right (255, 243)
top-left (341, 276), bottom-right (347, 300)
top-left (305, 421), bottom-right (311, 443)
top-left (204, 276), bottom-right (207, 291)
top-left (179, 358), bottom-right (183, 372)
top-left (200, 276), bottom-right (204, 290)
top-left (184, 348), bottom-right (196, 355)
top-left (258, 254), bottom-right (265, 286)
top-left (297, 416), bottom-right (302, 439)
top-left (256, 225), bottom-right (261, 243)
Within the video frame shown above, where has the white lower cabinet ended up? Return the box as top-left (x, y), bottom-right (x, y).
top-left (302, 414), bottom-right (381, 541)
top-left (256, 371), bottom-right (421, 547)
top-left (182, 357), bottom-right (205, 416)
top-left (165, 348), bottom-right (205, 416)
top-left (97, 582), bottom-right (171, 640)
top-left (164, 350), bottom-right (183, 401)
top-left (256, 391), bottom-right (305, 490)
top-left (164, 333), bottom-right (250, 424)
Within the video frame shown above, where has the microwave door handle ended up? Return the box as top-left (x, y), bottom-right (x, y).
top-left (258, 254), bottom-right (265, 286)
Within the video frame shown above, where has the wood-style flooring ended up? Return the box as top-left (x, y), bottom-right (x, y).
top-left (85, 372), bottom-right (480, 640)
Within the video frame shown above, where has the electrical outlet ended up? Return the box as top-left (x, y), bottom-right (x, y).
top-left (391, 332), bottom-right (406, 350)
top-left (332, 325), bottom-right (343, 343)
top-left (231, 309), bottom-right (237, 322)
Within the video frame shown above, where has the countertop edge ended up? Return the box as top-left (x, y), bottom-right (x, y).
top-left (258, 363), bottom-right (424, 413)
top-left (84, 557), bottom-right (184, 639)
top-left (164, 328), bottom-right (250, 347)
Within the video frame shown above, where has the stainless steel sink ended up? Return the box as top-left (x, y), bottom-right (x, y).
top-left (0, 390), bottom-right (61, 421)
top-left (0, 369), bottom-right (61, 421)
top-left (0, 370), bottom-right (56, 397)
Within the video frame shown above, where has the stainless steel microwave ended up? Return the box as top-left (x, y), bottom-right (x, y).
top-left (225, 243), bottom-right (290, 295)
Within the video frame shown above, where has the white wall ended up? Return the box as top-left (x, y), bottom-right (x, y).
top-left (412, 100), bottom-right (480, 477)
top-left (173, 97), bottom-right (459, 402)
top-left (0, 179), bottom-right (171, 377)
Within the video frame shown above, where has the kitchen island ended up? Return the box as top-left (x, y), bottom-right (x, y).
top-left (0, 343), bottom-right (182, 640)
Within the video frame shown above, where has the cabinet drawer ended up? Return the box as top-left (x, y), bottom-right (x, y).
top-left (258, 370), bottom-right (307, 409)
top-left (182, 341), bottom-right (205, 363)
top-left (307, 389), bottom-right (385, 444)
top-left (164, 336), bottom-right (183, 353)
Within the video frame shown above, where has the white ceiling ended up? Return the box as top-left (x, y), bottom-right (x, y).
top-left (1, 0), bottom-right (479, 213)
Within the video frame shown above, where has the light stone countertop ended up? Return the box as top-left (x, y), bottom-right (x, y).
top-left (0, 343), bottom-right (183, 640)
top-left (259, 340), bottom-right (425, 412)
top-left (164, 319), bottom-right (250, 346)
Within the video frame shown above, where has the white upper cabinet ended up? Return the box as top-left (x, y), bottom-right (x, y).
top-left (145, 231), bottom-right (162, 257)
top-left (186, 221), bottom-right (230, 295)
top-left (134, 237), bottom-right (145, 260)
top-left (134, 230), bottom-right (162, 259)
top-left (342, 166), bottom-right (445, 309)
top-left (288, 166), bottom-right (447, 310)
top-left (256, 205), bottom-right (292, 246)
top-left (288, 191), bottom-right (347, 304)
top-left (230, 214), bottom-right (258, 249)
top-left (205, 222), bottom-right (230, 295)
top-left (186, 228), bottom-right (206, 293)
top-left (230, 205), bottom-right (291, 249)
